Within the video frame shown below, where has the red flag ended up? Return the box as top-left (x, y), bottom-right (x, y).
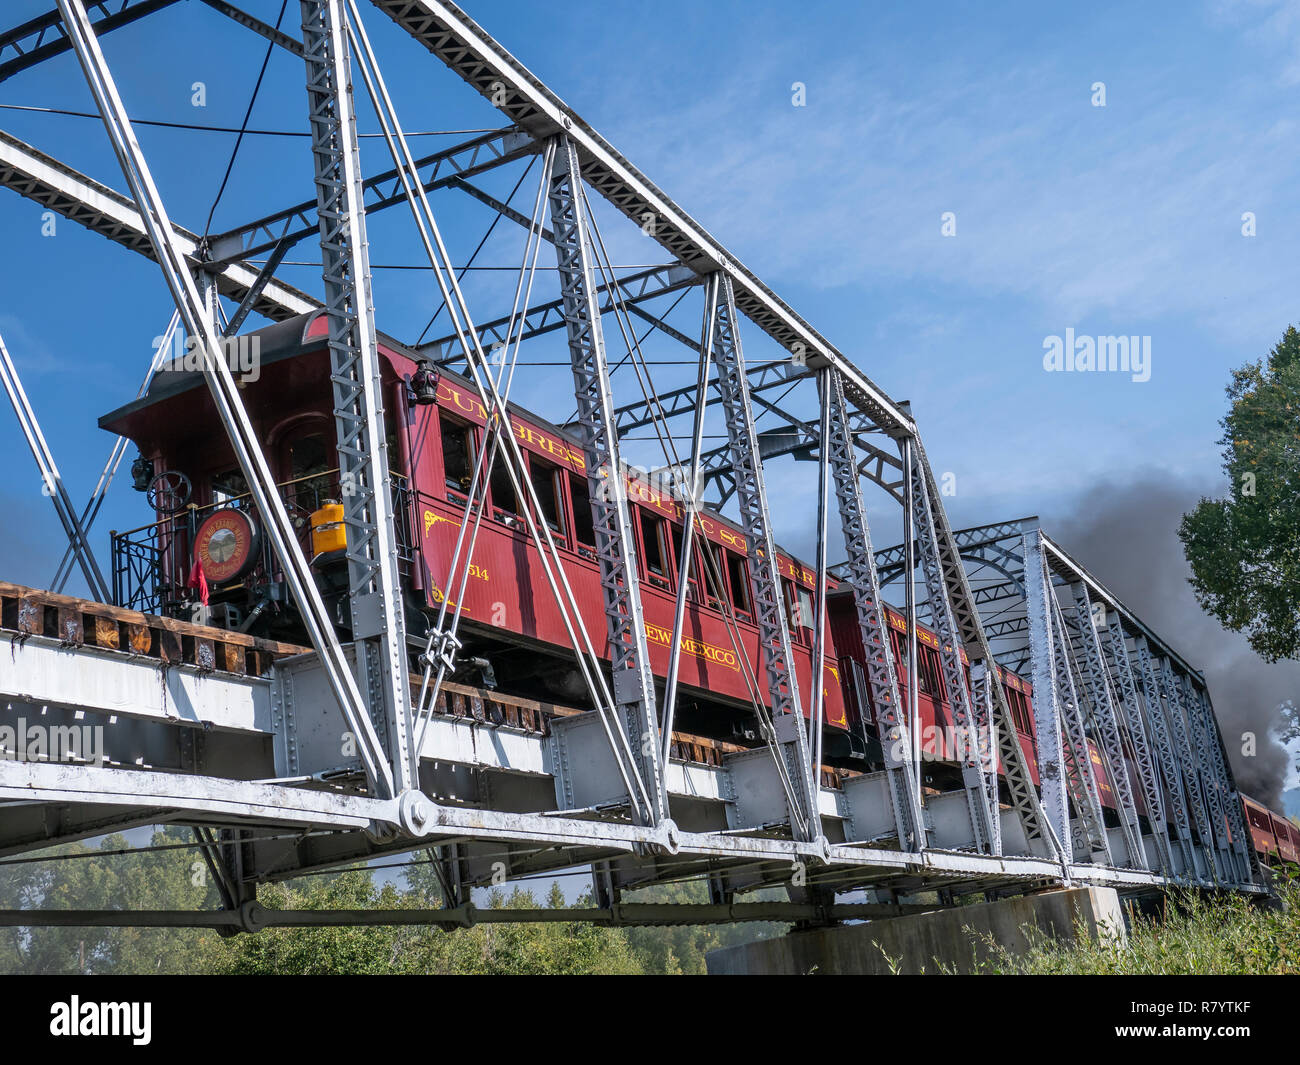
top-left (188, 557), bottom-right (209, 606)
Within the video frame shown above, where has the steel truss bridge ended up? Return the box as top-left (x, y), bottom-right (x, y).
top-left (0, 0), bottom-right (1261, 931)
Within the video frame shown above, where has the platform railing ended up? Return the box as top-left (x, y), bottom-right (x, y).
top-left (110, 468), bottom-right (418, 615)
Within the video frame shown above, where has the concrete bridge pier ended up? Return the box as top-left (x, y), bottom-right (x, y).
top-left (705, 886), bottom-right (1127, 975)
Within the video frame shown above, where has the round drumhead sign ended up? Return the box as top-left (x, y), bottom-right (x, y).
top-left (194, 508), bottom-right (259, 583)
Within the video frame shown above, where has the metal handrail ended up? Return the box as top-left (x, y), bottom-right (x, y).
top-left (113, 467), bottom-right (416, 539)
top-left (111, 468), bottom-right (416, 613)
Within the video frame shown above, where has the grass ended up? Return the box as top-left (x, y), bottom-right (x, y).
top-left (978, 872), bottom-right (1300, 975)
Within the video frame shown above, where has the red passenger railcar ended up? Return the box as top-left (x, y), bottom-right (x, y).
top-left (103, 312), bottom-right (845, 746)
top-left (1242, 794), bottom-right (1300, 867)
top-left (101, 311), bottom-right (1295, 858)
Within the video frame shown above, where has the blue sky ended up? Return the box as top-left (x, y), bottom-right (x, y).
top-left (2, 0), bottom-right (1298, 543)
top-left (0, 0), bottom-right (1296, 791)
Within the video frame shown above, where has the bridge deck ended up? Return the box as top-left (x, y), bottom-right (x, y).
top-left (0, 581), bottom-right (1242, 914)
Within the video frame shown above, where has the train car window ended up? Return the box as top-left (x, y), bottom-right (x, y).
top-left (489, 459), bottom-right (522, 527)
top-left (386, 425), bottom-right (404, 482)
top-left (891, 629), bottom-right (909, 678)
top-left (569, 474), bottom-right (595, 558)
top-left (783, 579), bottom-right (814, 644)
top-left (915, 647), bottom-right (932, 695)
top-left (287, 431), bottom-right (334, 511)
top-left (795, 585), bottom-right (815, 635)
top-left (697, 540), bottom-right (725, 610)
top-left (918, 645), bottom-right (945, 699)
top-left (212, 469), bottom-right (248, 506)
top-left (441, 416), bottom-right (476, 502)
top-left (668, 523), bottom-right (701, 602)
top-left (726, 550), bottom-right (752, 618)
top-left (639, 510), bottom-right (671, 590)
top-left (529, 460), bottom-right (566, 538)
top-left (1004, 685), bottom-right (1033, 734)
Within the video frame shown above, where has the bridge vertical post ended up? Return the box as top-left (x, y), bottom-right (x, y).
top-left (1176, 673), bottom-right (1237, 881)
top-left (1021, 524), bottom-right (1072, 862)
top-left (908, 458), bottom-right (994, 852)
top-left (1047, 590), bottom-right (1112, 864)
top-left (969, 661), bottom-right (1003, 853)
top-left (657, 273), bottom-right (718, 785)
top-left (1155, 656), bottom-right (1219, 882)
top-left (300, 0), bottom-right (414, 796)
top-left (709, 273), bottom-right (818, 841)
top-left (1186, 683), bottom-right (1257, 885)
top-left (905, 445), bottom-right (1051, 858)
top-left (825, 370), bottom-right (924, 851)
top-left (900, 439), bottom-right (925, 827)
top-left (1103, 615), bottom-right (1174, 874)
top-left (1132, 636), bottom-right (1198, 879)
top-left (1070, 584), bottom-right (1148, 869)
top-left (545, 135), bottom-right (665, 826)
top-left (54, 0), bottom-right (395, 796)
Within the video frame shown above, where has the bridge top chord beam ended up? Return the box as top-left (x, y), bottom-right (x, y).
top-left (367, 0), bottom-right (915, 438)
top-left (0, 129), bottom-right (318, 321)
top-left (0, 0), bottom-right (181, 83)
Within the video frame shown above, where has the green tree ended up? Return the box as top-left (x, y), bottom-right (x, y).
top-left (206, 870), bottom-right (414, 975)
top-left (210, 873), bottom-right (648, 975)
top-left (1180, 325), bottom-right (1300, 662)
top-left (621, 879), bottom-right (788, 975)
top-left (0, 828), bottom-right (218, 975)
top-left (0, 833), bottom-right (785, 975)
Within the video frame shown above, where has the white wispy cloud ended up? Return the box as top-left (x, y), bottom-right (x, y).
top-left (591, 21), bottom-right (1300, 343)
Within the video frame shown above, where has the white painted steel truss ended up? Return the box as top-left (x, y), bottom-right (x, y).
top-left (875, 518), bottom-right (1261, 890)
top-left (0, 0), bottom-right (1260, 926)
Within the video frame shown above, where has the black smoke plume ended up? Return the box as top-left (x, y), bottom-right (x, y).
top-left (1048, 473), bottom-right (1296, 809)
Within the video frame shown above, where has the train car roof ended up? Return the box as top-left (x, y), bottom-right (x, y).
top-left (99, 310), bottom-right (592, 449)
top-left (99, 311), bottom-right (410, 432)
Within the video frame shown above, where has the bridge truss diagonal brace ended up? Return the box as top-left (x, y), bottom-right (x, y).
top-left (301, 0), bottom-right (415, 794)
top-left (709, 274), bottom-right (818, 841)
top-left (1132, 636), bottom-right (1198, 878)
top-left (911, 454), bottom-right (1053, 859)
top-left (1156, 657), bottom-right (1220, 882)
top-left (1021, 526), bottom-right (1072, 863)
top-left (908, 455), bottom-right (1003, 853)
top-left (1047, 587), bottom-right (1112, 864)
top-left (546, 135), bottom-right (665, 827)
top-left (1189, 684), bottom-right (1257, 884)
top-left (52, 0), bottom-right (396, 797)
top-left (1069, 583), bottom-right (1148, 870)
top-left (0, 331), bottom-right (110, 602)
top-left (825, 370), bottom-right (923, 850)
top-left (1102, 616), bottom-right (1174, 875)
top-left (1186, 684), bottom-right (1258, 886)
top-left (1176, 674), bottom-right (1236, 880)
